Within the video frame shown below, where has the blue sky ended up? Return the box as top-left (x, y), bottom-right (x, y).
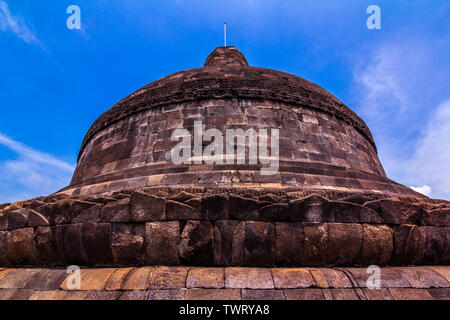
top-left (0, 0), bottom-right (449, 202)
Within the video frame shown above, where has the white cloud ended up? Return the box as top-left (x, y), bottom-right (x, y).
top-left (405, 101), bottom-right (450, 199)
top-left (0, 132), bottom-right (75, 204)
top-left (0, 0), bottom-right (42, 46)
top-left (354, 37), bottom-right (450, 200)
top-left (410, 185), bottom-right (431, 197)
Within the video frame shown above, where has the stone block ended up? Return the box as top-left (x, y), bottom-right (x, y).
top-left (290, 195), bottom-right (334, 222)
top-left (399, 267), bottom-right (449, 288)
top-left (388, 288), bottom-right (434, 300)
top-left (242, 289), bottom-right (285, 300)
top-left (213, 220), bottom-right (239, 266)
top-left (225, 268), bottom-right (274, 289)
top-left (147, 289), bottom-right (186, 300)
top-left (0, 231), bottom-right (10, 265)
top-left (180, 221), bottom-right (213, 265)
top-left (166, 200), bottom-right (202, 220)
top-left (186, 268), bottom-right (224, 288)
top-left (72, 204), bottom-right (102, 224)
top-left (364, 199), bottom-right (422, 225)
top-left (64, 224), bottom-right (88, 265)
top-left (33, 226), bottom-right (59, 265)
top-left (360, 224), bottom-right (393, 266)
top-left (144, 221), bottom-right (178, 265)
top-left (8, 209), bottom-right (29, 229)
top-left (326, 223), bottom-right (362, 266)
top-left (82, 223), bottom-right (113, 265)
top-left (185, 289), bottom-right (241, 300)
top-left (421, 208), bottom-right (450, 226)
top-left (284, 289), bottom-right (324, 300)
top-left (229, 195), bottom-right (259, 220)
top-left (244, 221), bottom-right (275, 266)
top-left (61, 268), bottom-right (116, 291)
top-left (148, 266), bottom-right (189, 289)
top-left (24, 269), bottom-right (66, 291)
top-left (130, 191), bottom-right (165, 221)
top-left (121, 267), bottom-right (152, 290)
top-left (362, 288), bottom-right (394, 300)
top-left (329, 289), bottom-right (360, 300)
top-left (8, 228), bottom-right (36, 265)
top-left (275, 222), bottom-right (303, 266)
top-left (112, 224), bottom-right (145, 265)
top-left (85, 291), bottom-right (120, 300)
top-left (28, 210), bottom-right (49, 227)
top-left (105, 267), bottom-right (134, 291)
top-left (260, 203), bottom-right (289, 221)
top-left (418, 226), bottom-right (447, 264)
top-left (302, 223), bottom-right (328, 266)
top-left (272, 268), bottom-right (314, 288)
top-left (202, 194), bottom-right (229, 220)
top-left (231, 222), bottom-right (245, 266)
top-left (101, 199), bottom-right (130, 222)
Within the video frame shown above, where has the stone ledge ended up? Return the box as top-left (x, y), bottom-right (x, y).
top-left (1, 188), bottom-right (448, 268)
top-left (0, 266), bottom-right (448, 300)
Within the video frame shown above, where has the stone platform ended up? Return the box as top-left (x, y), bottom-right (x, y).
top-left (1, 187), bottom-right (449, 268)
top-left (0, 266), bottom-right (448, 300)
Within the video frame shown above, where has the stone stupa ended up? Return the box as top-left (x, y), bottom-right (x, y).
top-left (0, 47), bottom-right (448, 300)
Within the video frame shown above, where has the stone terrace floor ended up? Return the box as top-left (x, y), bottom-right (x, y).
top-left (0, 266), bottom-right (448, 300)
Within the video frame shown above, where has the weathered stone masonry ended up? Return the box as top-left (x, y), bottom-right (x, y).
top-left (0, 187), bottom-right (448, 268)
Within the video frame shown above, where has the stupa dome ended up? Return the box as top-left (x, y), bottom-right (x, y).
top-left (66, 46), bottom-right (419, 198)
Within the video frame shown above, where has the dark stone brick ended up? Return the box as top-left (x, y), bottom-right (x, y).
top-left (112, 224), bottom-right (145, 265)
top-left (203, 194), bottom-right (229, 220)
top-left (166, 200), bottom-right (202, 220)
top-left (213, 220), bottom-right (239, 266)
top-left (0, 231), bottom-right (10, 265)
top-left (229, 195), bottom-right (259, 220)
top-left (241, 289), bottom-right (285, 300)
top-left (421, 208), bottom-right (450, 226)
top-left (260, 203), bottom-right (289, 221)
top-left (180, 221), bottom-right (214, 265)
top-left (72, 204), bottom-right (102, 223)
top-left (24, 269), bottom-right (66, 290)
top-left (364, 199), bottom-right (423, 225)
top-left (130, 191), bottom-right (165, 221)
top-left (101, 198), bottom-right (130, 222)
top-left (326, 223), bottom-right (362, 266)
top-left (28, 210), bottom-right (49, 227)
top-left (64, 224), bottom-right (88, 265)
top-left (145, 221), bottom-right (180, 265)
top-left (360, 224), bottom-right (393, 266)
top-left (82, 223), bottom-right (113, 266)
top-left (302, 222), bottom-right (328, 266)
top-left (70, 200), bottom-right (98, 220)
top-left (8, 228), bottom-right (36, 265)
top-left (275, 222), bottom-right (304, 266)
top-left (290, 195), bottom-right (335, 222)
top-left (244, 222), bottom-right (275, 267)
top-left (33, 226), bottom-right (59, 265)
top-left (8, 208), bottom-right (29, 229)
top-left (418, 226), bottom-right (447, 264)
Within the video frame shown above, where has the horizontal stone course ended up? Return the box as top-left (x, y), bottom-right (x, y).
top-left (0, 266), bottom-right (448, 300)
top-left (0, 188), bottom-right (448, 267)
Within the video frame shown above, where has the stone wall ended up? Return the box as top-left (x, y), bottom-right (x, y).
top-left (0, 266), bottom-right (449, 300)
top-left (67, 98), bottom-right (418, 197)
top-left (0, 187), bottom-right (448, 268)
